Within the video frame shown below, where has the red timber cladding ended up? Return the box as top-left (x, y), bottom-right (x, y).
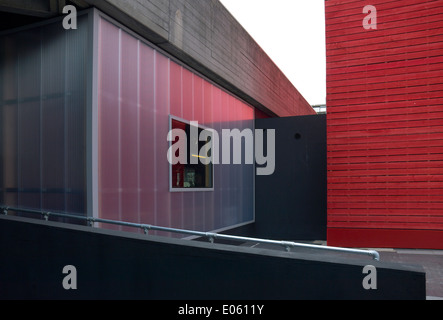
top-left (325, 0), bottom-right (443, 248)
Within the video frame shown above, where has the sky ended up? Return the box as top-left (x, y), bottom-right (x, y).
top-left (219, 0), bottom-right (326, 106)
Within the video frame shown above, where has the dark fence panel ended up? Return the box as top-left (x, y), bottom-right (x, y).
top-left (0, 215), bottom-right (425, 300)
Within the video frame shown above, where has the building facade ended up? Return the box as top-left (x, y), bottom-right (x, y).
top-left (326, 0), bottom-right (443, 248)
top-left (0, 1), bottom-right (315, 236)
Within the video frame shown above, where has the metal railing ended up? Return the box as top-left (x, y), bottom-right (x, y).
top-left (1, 206), bottom-right (380, 261)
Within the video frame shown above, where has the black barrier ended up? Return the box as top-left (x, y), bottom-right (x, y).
top-left (0, 214), bottom-right (425, 300)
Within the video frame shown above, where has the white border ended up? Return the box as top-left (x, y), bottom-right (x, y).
top-left (87, 9), bottom-right (100, 220)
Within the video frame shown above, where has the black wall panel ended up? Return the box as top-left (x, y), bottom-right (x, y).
top-left (237, 114), bottom-right (327, 240)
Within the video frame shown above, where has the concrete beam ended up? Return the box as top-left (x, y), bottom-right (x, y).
top-left (48, 0), bottom-right (66, 14)
top-left (69, 0), bottom-right (90, 9)
top-left (85, 0), bottom-right (170, 45)
top-left (0, 0), bottom-right (54, 17)
top-left (0, 0), bottom-right (90, 17)
top-left (81, 0), bottom-right (314, 117)
top-left (0, 0), bottom-right (314, 116)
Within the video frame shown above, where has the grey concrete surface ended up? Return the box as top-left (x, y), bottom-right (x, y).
top-left (85, 0), bottom-right (314, 117)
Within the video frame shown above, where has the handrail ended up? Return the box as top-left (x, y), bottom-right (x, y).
top-left (1, 206), bottom-right (380, 261)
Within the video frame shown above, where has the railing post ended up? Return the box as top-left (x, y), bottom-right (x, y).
top-left (142, 225), bottom-right (150, 235)
top-left (87, 217), bottom-right (95, 227)
top-left (282, 241), bottom-right (293, 252)
top-left (206, 233), bottom-right (215, 244)
top-left (371, 250), bottom-right (380, 261)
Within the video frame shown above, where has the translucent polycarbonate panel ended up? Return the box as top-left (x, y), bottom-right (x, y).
top-left (154, 52), bottom-right (172, 233)
top-left (97, 17), bottom-right (254, 235)
top-left (0, 15), bottom-right (88, 218)
top-left (138, 41), bottom-right (156, 228)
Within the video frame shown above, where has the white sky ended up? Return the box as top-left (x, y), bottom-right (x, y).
top-left (219, 0), bottom-right (326, 106)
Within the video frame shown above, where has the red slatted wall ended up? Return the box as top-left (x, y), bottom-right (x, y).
top-left (326, 0), bottom-right (443, 249)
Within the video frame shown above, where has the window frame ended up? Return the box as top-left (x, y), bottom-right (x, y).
top-left (168, 115), bottom-right (215, 193)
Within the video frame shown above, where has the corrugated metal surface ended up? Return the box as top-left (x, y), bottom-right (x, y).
top-left (97, 17), bottom-right (255, 235)
top-left (0, 15), bottom-right (88, 217)
top-left (326, 0), bottom-right (443, 247)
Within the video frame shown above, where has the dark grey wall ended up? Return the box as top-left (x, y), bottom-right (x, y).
top-left (0, 215), bottom-right (425, 300)
top-left (229, 115), bottom-right (327, 241)
top-left (257, 115), bottom-right (327, 240)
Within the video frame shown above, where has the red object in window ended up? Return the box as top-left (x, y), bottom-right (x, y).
top-left (171, 119), bottom-right (187, 188)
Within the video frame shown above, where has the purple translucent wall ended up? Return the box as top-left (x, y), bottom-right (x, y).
top-left (97, 17), bottom-right (254, 234)
top-left (0, 16), bottom-right (88, 219)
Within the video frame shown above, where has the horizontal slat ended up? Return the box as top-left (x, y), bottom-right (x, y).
top-left (328, 173), bottom-right (443, 184)
top-left (327, 91), bottom-right (443, 107)
top-left (328, 45), bottom-right (441, 65)
top-left (327, 221), bottom-right (443, 230)
top-left (327, 32), bottom-right (443, 62)
top-left (328, 192), bottom-right (442, 200)
top-left (325, 0), bottom-right (440, 13)
top-left (328, 140), bottom-right (443, 160)
top-left (328, 125), bottom-right (443, 140)
top-left (328, 118), bottom-right (443, 133)
top-left (326, 0), bottom-right (443, 16)
top-left (328, 112), bottom-right (443, 128)
top-left (328, 207), bottom-right (443, 216)
top-left (327, 138), bottom-right (443, 151)
top-left (328, 188), bottom-right (443, 199)
top-left (328, 160), bottom-right (443, 169)
top-left (327, 11), bottom-right (443, 41)
top-left (327, 76), bottom-right (443, 95)
top-left (327, 34), bottom-right (443, 56)
top-left (327, 98), bottom-right (443, 115)
top-left (327, 157), bottom-right (443, 169)
top-left (328, 93), bottom-right (443, 105)
top-left (327, 55), bottom-right (443, 75)
top-left (328, 181), bottom-right (443, 190)
top-left (328, 132), bottom-right (443, 146)
top-left (328, 83), bottom-right (443, 101)
top-left (326, 0), bottom-right (443, 27)
top-left (327, 35), bottom-right (443, 64)
top-left (327, 62), bottom-right (443, 83)
top-left (328, 201), bottom-right (443, 209)
top-left (328, 169), bottom-right (443, 179)
top-left (327, 105), bottom-right (443, 121)
top-left (328, 215), bottom-right (443, 224)
top-left (327, 69), bottom-right (443, 90)
top-left (328, 157), bottom-right (443, 169)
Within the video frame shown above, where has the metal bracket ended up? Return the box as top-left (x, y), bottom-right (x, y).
top-left (42, 212), bottom-right (50, 221)
top-left (142, 225), bottom-right (151, 235)
top-left (206, 233), bottom-right (216, 244)
top-left (87, 217), bottom-right (95, 227)
top-left (281, 241), bottom-right (293, 252)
